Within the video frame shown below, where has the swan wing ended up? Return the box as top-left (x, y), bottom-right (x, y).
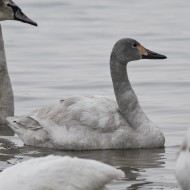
top-left (7, 96), bottom-right (128, 149)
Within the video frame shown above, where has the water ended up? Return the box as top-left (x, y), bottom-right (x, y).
top-left (1, 0), bottom-right (190, 189)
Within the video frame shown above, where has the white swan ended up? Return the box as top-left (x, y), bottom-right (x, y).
top-left (0, 155), bottom-right (124, 190)
top-left (0, 0), bottom-right (37, 125)
top-left (7, 38), bottom-right (167, 150)
top-left (176, 129), bottom-right (190, 190)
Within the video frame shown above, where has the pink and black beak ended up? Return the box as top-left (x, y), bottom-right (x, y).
top-left (138, 45), bottom-right (167, 59)
top-left (7, 4), bottom-right (37, 26)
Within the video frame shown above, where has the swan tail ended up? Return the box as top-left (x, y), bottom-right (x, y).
top-left (6, 116), bottom-right (42, 131)
top-left (6, 116), bottom-right (50, 147)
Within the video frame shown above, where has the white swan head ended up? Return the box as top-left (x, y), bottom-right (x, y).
top-left (111, 38), bottom-right (167, 64)
top-left (176, 129), bottom-right (190, 190)
top-left (0, 0), bottom-right (37, 26)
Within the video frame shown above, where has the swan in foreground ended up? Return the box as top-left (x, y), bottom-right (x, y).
top-left (0, 0), bottom-right (37, 125)
top-left (7, 38), bottom-right (167, 150)
top-left (0, 155), bottom-right (124, 190)
top-left (176, 129), bottom-right (190, 190)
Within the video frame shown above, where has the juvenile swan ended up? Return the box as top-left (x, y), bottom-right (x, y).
top-left (0, 0), bottom-right (37, 125)
top-left (176, 129), bottom-right (190, 190)
top-left (7, 38), bottom-right (167, 150)
top-left (0, 155), bottom-right (124, 190)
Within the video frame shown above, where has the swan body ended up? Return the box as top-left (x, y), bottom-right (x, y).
top-left (8, 96), bottom-right (165, 149)
top-left (0, 0), bottom-right (37, 125)
top-left (176, 129), bottom-right (190, 190)
top-left (0, 155), bottom-right (124, 190)
top-left (7, 38), bottom-right (166, 149)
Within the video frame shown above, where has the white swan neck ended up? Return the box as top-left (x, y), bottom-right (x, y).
top-left (110, 54), bottom-right (149, 128)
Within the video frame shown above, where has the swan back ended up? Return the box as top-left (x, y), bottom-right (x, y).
top-left (0, 155), bottom-right (124, 190)
top-left (7, 95), bottom-right (164, 149)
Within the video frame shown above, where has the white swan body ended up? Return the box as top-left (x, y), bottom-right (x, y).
top-left (176, 129), bottom-right (190, 190)
top-left (0, 155), bottom-right (124, 190)
top-left (7, 38), bottom-right (166, 149)
top-left (0, 0), bottom-right (37, 125)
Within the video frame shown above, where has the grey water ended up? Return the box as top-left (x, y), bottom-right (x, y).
top-left (0, 0), bottom-right (190, 189)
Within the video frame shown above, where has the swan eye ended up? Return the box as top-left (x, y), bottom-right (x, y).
top-left (6, 3), bottom-right (14, 9)
top-left (132, 43), bottom-right (137, 48)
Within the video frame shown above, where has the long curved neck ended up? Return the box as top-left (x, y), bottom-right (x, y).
top-left (0, 25), bottom-right (6, 66)
top-left (110, 54), bottom-right (149, 128)
top-left (0, 24), bottom-right (14, 125)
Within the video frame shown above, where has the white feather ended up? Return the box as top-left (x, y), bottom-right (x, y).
top-left (0, 155), bottom-right (124, 190)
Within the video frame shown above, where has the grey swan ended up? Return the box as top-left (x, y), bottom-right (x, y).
top-left (0, 0), bottom-right (37, 125)
top-left (7, 38), bottom-right (167, 150)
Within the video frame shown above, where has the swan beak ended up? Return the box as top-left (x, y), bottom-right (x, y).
top-left (8, 4), bottom-right (37, 26)
top-left (138, 45), bottom-right (167, 59)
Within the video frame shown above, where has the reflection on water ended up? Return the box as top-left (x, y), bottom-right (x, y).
top-left (0, 134), bottom-right (167, 189)
top-left (0, 0), bottom-right (189, 189)
top-left (0, 124), bottom-right (175, 189)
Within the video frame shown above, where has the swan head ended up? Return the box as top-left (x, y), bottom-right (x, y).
top-left (111, 38), bottom-right (167, 64)
top-left (0, 0), bottom-right (37, 26)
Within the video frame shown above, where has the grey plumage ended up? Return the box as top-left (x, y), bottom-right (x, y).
top-left (0, 24), bottom-right (14, 125)
top-left (7, 38), bottom-right (166, 150)
top-left (0, 0), bottom-right (37, 125)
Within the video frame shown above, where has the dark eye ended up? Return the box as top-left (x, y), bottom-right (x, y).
top-left (6, 4), bottom-right (13, 9)
top-left (132, 43), bottom-right (137, 48)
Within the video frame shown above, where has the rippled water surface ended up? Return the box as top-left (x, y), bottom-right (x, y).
top-left (1, 0), bottom-right (190, 189)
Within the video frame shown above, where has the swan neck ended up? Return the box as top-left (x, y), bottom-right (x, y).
top-left (110, 54), bottom-right (149, 128)
top-left (0, 24), bottom-right (14, 124)
top-left (0, 24), bottom-right (6, 67)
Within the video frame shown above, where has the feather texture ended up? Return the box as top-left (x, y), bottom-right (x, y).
top-left (0, 155), bottom-right (124, 190)
top-left (7, 38), bottom-right (166, 149)
top-left (7, 96), bottom-right (164, 150)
